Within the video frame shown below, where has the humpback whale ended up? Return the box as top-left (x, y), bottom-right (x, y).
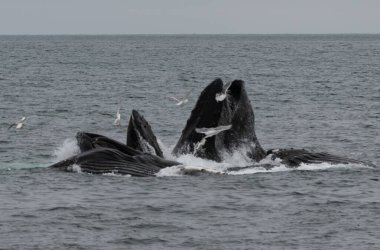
top-left (173, 78), bottom-right (372, 167)
top-left (48, 78), bottom-right (374, 176)
top-left (172, 78), bottom-right (266, 162)
top-left (49, 147), bottom-right (179, 176)
top-left (49, 110), bottom-right (179, 176)
top-left (50, 132), bottom-right (179, 176)
top-left (266, 148), bottom-right (372, 167)
top-left (127, 110), bottom-right (163, 157)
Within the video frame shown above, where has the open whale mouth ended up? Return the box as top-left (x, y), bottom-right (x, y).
top-left (173, 78), bottom-right (266, 162)
top-left (222, 80), bottom-right (243, 120)
top-left (127, 110), bottom-right (163, 157)
top-left (76, 132), bottom-right (98, 152)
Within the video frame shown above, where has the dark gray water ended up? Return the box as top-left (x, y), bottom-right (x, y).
top-left (0, 35), bottom-right (379, 249)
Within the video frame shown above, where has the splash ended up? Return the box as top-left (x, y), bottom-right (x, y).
top-left (52, 138), bottom-right (80, 162)
top-left (157, 153), bottom-right (234, 177)
top-left (157, 146), bottom-right (372, 177)
top-left (67, 164), bottom-right (82, 173)
top-left (50, 138), bottom-right (372, 177)
top-left (157, 139), bottom-right (176, 161)
top-left (102, 172), bottom-right (132, 177)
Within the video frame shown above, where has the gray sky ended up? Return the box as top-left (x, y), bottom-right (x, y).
top-left (0, 0), bottom-right (379, 34)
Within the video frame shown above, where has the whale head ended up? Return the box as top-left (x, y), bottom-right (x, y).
top-left (172, 78), bottom-right (266, 162)
top-left (127, 110), bottom-right (163, 157)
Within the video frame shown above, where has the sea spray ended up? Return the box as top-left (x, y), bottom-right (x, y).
top-left (52, 138), bottom-right (80, 162)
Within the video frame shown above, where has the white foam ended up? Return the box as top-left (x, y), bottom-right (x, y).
top-left (227, 160), bottom-right (372, 176)
top-left (52, 138), bottom-right (80, 162)
top-left (157, 146), bottom-right (372, 177)
top-left (67, 164), bottom-right (82, 173)
top-left (157, 153), bottom-right (232, 177)
top-left (102, 172), bottom-right (131, 177)
top-left (259, 153), bottom-right (283, 165)
top-left (51, 138), bottom-right (372, 177)
top-left (157, 139), bottom-right (177, 161)
top-left (227, 165), bottom-right (290, 175)
top-left (296, 162), bottom-right (371, 171)
top-left (220, 148), bottom-right (256, 167)
top-left (156, 165), bottom-right (184, 177)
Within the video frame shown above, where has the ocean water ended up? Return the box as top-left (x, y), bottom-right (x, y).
top-left (0, 34), bottom-right (379, 249)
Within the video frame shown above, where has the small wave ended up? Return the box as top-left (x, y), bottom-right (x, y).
top-left (40, 205), bottom-right (87, 212)
top-left (156, 164), bottom-right (222, 177)
top-left (2, 162), bottom-right (47, 170)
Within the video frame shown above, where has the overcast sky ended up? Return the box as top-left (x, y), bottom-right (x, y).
top-left (0, 0), bottom-right (379, 35)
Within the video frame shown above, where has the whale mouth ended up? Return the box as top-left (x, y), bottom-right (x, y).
top-left (130, 110), bottom-right (143, 127)
top-left (224, 80), bottom-right (243, 118)
top-left (127, 110), bottom-right (147, 152)
top-left (173, 78), bottom-right (264, 161)
top-left (76, 132), bottom-right (98, 152)
top-left (228, 80), bottom-right (243, 102)
top-left (127, 110), bottom-right (163, 157)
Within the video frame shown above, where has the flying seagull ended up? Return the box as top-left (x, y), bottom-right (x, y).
top-left (168, 93), bottom-right (190, 106)
top-left (113, 107), bottom-right (121, 126)
top-left (194, 124), bottom-right (232, 152)
top-left (8, 117), bottom-right (27, 129)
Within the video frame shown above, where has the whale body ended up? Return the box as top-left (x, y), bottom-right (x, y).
top-left (172, 78), bottom-right (266, 162)
top-left (48, 78), bottom-right (374, 176)
top-left (50, 132), bottom-right (179, 176)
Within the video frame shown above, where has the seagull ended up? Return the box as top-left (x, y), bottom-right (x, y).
top-left (195, 124), bottom-right (232, 137)
top-left (8, 117), bottom-right (27, 129)
top-left (113, 107), bottom-right (121, 126)
top-left (194, 124), bottom-right (232, 152)
top-left (215, 81), bottom-right (232, 102)
top-left (168, 93), bottom-right (189, 106)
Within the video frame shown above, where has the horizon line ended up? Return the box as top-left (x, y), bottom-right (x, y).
top-left (0, 32), bottom-right (379, 36)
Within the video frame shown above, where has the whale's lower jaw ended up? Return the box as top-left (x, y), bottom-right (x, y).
top-left (49, 146), bottom-right (180, 177)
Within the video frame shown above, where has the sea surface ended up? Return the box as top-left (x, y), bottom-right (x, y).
top-left (0, 34), bottom-right (379, 249)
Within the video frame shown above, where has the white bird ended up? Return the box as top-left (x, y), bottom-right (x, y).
top-left (168, 93), bottom-right (189, 106)
top-left (215, 81), bottom-right (232, 102)
top-left (113, 108), bottom-right (121, 126)
top-left (8, 117), bottom-right (26, 129)
top-left (195, 124), bottom-right (232, 137)
top-left (194, 124), bottom-right (232, 152)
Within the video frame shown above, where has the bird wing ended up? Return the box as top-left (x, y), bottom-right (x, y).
top-left (8, 123), bottom-right (16, 129)
top-left (169, 96), bottom-right (180, 102)
top-left (195, 125), bottom-right (232, 137)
